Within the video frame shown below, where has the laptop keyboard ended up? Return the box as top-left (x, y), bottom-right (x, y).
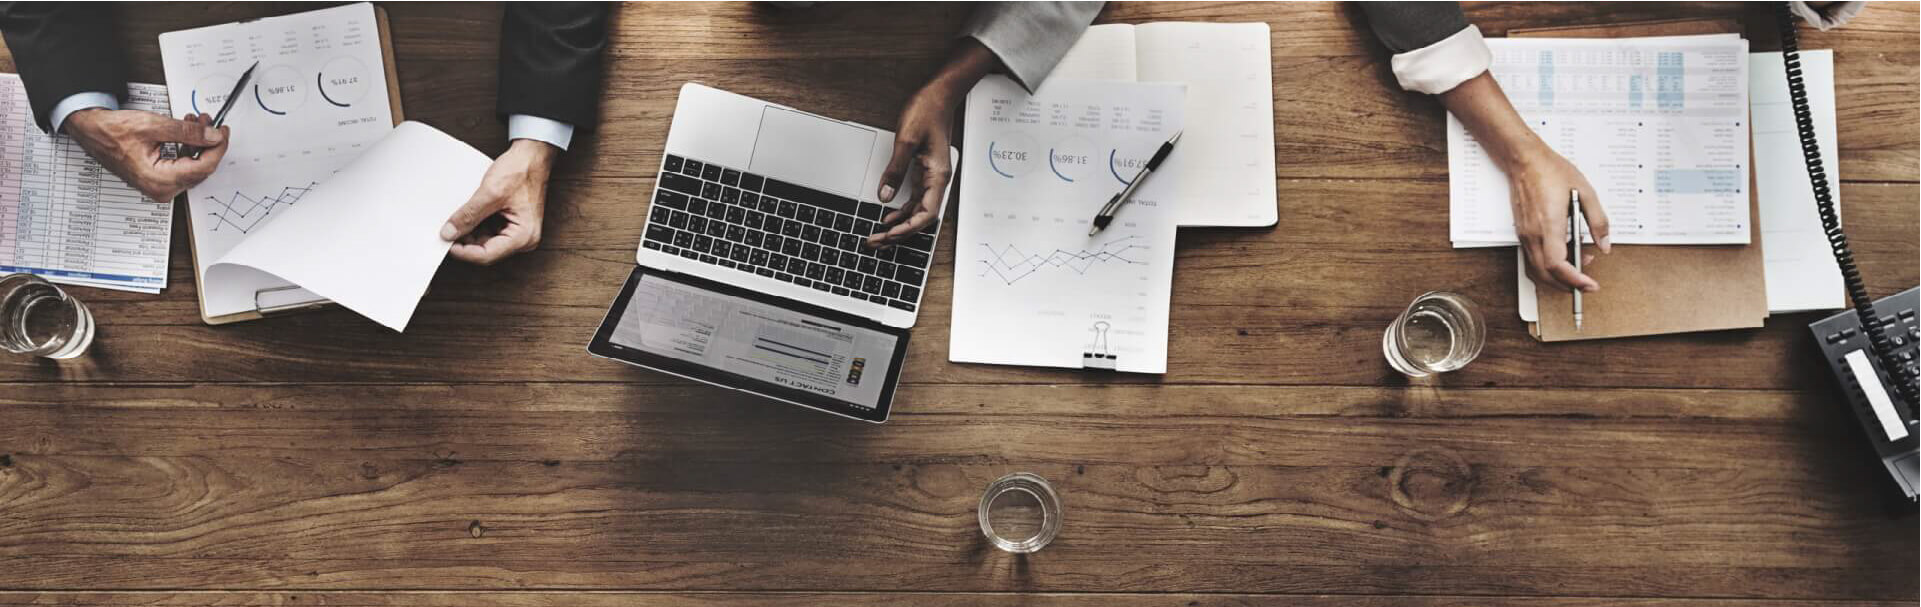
top-left (642, 154), bottom-right (934, 313)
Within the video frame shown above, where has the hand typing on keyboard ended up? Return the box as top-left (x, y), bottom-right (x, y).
top-left (868, 39), bottom-right (1001, 248)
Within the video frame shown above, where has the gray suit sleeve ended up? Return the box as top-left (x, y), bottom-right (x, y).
top-left (961, 1), bottom-right (1104, 92)
top-left (1356, 2), bottom-right (1471, 54)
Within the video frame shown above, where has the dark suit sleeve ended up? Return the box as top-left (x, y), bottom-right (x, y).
top-left (1355, 2), bottom-right (1471, 53)
top-left (0, 2), bottom-right (125, 133)
top-left (497, 2), bottom-right (608, 129)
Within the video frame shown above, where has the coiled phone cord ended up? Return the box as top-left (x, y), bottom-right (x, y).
top-left (1777, 2), bottom-right (1920, 406)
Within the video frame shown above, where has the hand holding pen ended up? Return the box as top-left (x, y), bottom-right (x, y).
top-left (188, 61), bottom-right (256, 160)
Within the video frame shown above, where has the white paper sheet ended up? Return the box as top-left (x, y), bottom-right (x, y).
top-left (159, 2), bottom-right (395, 319)
top-left (1452, 36), bottom-right (1752, 247)
top-left (1750, 50), bottom-right (1843, 313)
top-left (951, 76), bottom-right (1184, 373)
top-left (210, 122), bottom-right (489, 331)
top-left (1518, 49), bottom-right (1844, 321)
top-left (1048, 22), bottom-right (1277, 228)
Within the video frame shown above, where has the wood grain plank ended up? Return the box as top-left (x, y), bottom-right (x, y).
top-left (0, 593), bottom-right (1907, 607)
top-left (0, 385), bottom-right (1881, 466)
top-left (0, 453), bottom-right (1908, 595)
top-left (0, 383), bottom-right (1831, 421)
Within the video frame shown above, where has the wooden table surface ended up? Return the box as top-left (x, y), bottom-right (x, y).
top-left (1, 2), bottom-right (1916, 604)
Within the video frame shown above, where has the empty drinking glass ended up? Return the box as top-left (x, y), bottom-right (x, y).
top-left (978, 472), bottom-right (1063, 553)
top-left (0, 274), bottom-right (95, 359)
top-left (1383, 291), bottom-right (1484, 377)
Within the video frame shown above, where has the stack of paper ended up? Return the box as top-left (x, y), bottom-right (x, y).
top-left (1450, 35), bottom-right (1752, 248)
top-left (1517, 48), bottom-right (1845, 321)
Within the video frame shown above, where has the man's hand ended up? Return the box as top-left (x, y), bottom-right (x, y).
top-left (1438, 72), bottom-right (1610, 291)
top-left (868, 40), bottom-right (1000, 247)
top-left (63, 109), bottom-right (228, 202)
top-left (1506, 145), bottom-right (1610, 291)
top-left (440, 139), bottom-right (559, 265)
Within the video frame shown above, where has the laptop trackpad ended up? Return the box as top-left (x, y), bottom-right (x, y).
top-left (750, 107), bottom-right (877, 198)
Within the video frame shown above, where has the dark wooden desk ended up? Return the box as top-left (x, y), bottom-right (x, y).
top-left (1, 2), bottom-right (1915, 604)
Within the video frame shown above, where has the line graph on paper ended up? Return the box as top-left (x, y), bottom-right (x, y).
top-left (201, 182), bottom-right (319, 233)
top-left (975, 235), bottom-right (1150, 285)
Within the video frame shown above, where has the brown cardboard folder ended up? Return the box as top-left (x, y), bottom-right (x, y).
top-left (1509, 19), bottom-right (1770, 342)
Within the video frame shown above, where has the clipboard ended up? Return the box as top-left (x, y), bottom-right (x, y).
top-left (184, 5), bottom-right (407, 325)
top-left (1510, 19), bottom-right (1771, 342)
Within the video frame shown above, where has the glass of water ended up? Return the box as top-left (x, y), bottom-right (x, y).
top-left (1383, 291), bottom-right (1484, 377)
top-left (0, 274), bottom-right (95, 359)
top-left (978, 472), bottom-right (1062, 554)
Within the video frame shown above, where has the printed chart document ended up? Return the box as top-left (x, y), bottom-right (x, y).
top-left (1519, 48), bottom-right (1843, 321)
top-left (1450, 35), bottom-right (1751, 247)
top-left (1750, 49), bottom-right (1842, 313)
top-left (0, 76), bottom-right (172, 293)
top-left (208, 122), bottom-right (489, 332)
top-left (610, 275), bottom-right (899, 411)
top-left (951, 75), bottom-right (1184, 374)
top-left (1048, 22), bottom-right (1276, 228)
top-left (159, 2), bottom-right (396, 320)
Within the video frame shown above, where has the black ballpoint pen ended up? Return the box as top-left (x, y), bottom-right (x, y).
top-left (189, 61), bottom-right (257, 160)
top-left (1088, 130), bottom-right (1181, 236)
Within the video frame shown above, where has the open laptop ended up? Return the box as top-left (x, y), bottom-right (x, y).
top-left (589, 83), bottom-right (952, 423)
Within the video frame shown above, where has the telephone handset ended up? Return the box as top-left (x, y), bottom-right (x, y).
top-left (1781, 3), bottom-right (1921, 502)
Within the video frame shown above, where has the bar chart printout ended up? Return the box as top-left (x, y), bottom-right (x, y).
top-left (0, 75), bottom-right (172, 293)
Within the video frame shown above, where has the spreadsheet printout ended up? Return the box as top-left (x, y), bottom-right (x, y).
top-left (1448, 36), bottom-right (1751, 247)
top-left (0, 76), bottom-right (172, 293)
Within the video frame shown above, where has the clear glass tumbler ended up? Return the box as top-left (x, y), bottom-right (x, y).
top-left (0, 273), bottom-right (95, 359)
top-left (1383, 291), bottom-right (1484, 377)
top-left (978, 472), bottom-right (1062, 554)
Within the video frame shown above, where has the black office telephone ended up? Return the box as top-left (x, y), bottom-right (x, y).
top-left (1776, 4), bottom-right (1921, 502)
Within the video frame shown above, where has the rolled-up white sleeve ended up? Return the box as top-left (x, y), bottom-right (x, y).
top-left (1389, 25), bottom-right (1492, 96)
top-left (50, 91), bottom-right (118, 134)
top-left (507, 113), bottom-right (575, 151)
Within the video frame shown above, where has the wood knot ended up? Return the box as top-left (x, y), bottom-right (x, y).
top-left (1135, 466), bottom-right (1237, 495)
top-left (1386, 448), bottom-right (1474, 521)
top-left (468, 520), bottom-right (485, 538)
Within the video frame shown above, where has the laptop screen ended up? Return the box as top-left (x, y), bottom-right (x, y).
top-left (589, 267), bottom-right (908, 422)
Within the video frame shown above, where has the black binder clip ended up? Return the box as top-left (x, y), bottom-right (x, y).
top-left (1081, 321), bottom-right (1118, 371)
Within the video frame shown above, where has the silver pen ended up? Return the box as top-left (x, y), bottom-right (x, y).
top-left (1569, 189), bottom-right (1584, 332)
top-left (189, 61), bottom-right (257, 160)
top-left (1089, 131), bottom-right (1181, 236)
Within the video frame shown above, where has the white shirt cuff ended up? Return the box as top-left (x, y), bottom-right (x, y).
top-left (507, 114), bottom-right (575, 151)
top-left (51, 92), bottom-right (119, 133)
top-left (1390, 25), bottom-right (1493, 96)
